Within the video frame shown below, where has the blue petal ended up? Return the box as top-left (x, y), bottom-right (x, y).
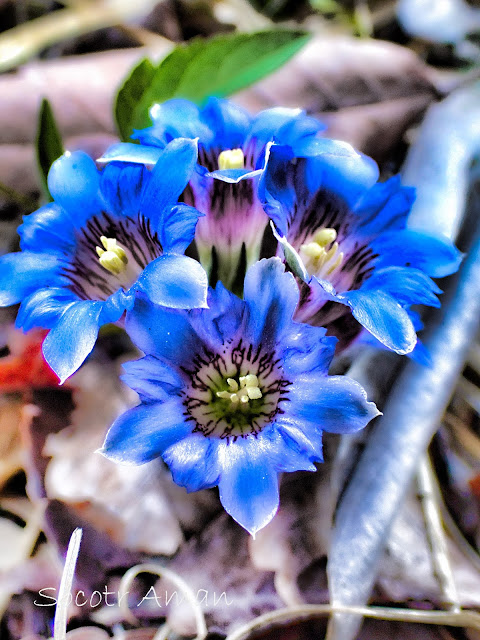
top-left (137, 99), bottom-right (212, 147)
top-left (42, 300), bottom-right (104, 383)
top-left (340, 288), bottom-right (417, 354)
top-left (201, 97), bottom-right (251, 150)
top-left (261, 141), bottom-right (378, 237)
top-left (125, 296), bottom-right (202, 361)
top-left (372, 229), bottom-right (463, 278)
top-left (243, 258), bottom-right (299, 348)
top-left (354, 175), bottom-right (415, 235)
top-left (100, 162), bottom-right (150, 218)
top-left (158, 203), bottom-right (203, 254)
top-left (164, 434), bottom-right (221, 491)
top-left (121, 355), bottom-right (184, 402)
top-left (137, 254), bottom-right (208, 309)
top-left (288, 374), bottom-right (380, 433)
top-left (47, 152), bottom-right (103, 228)
top-left (187, 282), bottom-right (245, 350)
top-left (206, 168), bottom-right (262, 183)
top-left (0, 252), bottom-right (61, 306)
top-left (268, 426), bottom-right (318, 472)
top-left (275, 419), bottom-right (324, 463)
top-left (17, 288), bottom-right (77, 331)
top-left (140, 138), bottom-right (198, 228)
top-left (19, 203), bottom-right (76, 253)
top-left (408, 340), bottom-right (432, 366)
top-left (302, 141), bottom-right (379, 205)
top-left (101, 288), bottom-right (133, 324)
top-left (245, 107), bottom-right (321, 165)
top-left (281, 323), bottom-right (336, 375)
top-left (363, 266), bottom-right (442, 308)
top-left (217, 435), bottom-right (280, 536)
top-left (100, 399), bottom-right (191, 464)
top-left (98, 142), bottom-right (163, 166)
top-left (274, 113), bottom-right (326, 156)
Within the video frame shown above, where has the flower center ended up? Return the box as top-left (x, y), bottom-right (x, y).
top-left (299, 227), bottom-right (344, 280)
top-left (96, 236), bottom-right (128, 275)
top-left (216, 374), bottom-right (263, 405)
top-left (182, 342), bottom-right (291, 441)
top-left (218, 148), bottom-right (245, 170)
top-left (65, 212), bottom-right (163, 302)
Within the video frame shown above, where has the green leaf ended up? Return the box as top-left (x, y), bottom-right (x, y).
top-left (35, 98), bottom-right (64, 201)
top-left (115, 30), bottom-right (311, 141)
top-left (114, 57), bottom-right (156, 143)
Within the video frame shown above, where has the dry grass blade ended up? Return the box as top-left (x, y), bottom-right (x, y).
top-left (0, 0), bottom-right (160, 73)
top-left (417, 456), bottom-right (460, 611)
top-left (118, 563), bottom-right (208, 640)
top-left (54, 528), bottom-right (83, 640)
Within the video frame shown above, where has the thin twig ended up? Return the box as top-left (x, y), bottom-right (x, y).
top-left (0, 0), bottom-right (160, 72)
top-left (213, 0), bottom-right (272, 31)
top-left (417, 455), bottom-right (461, 612)
top-left (152, 623), bottom-right (172, 640)
top-left (225, 604), bottom-right (480, 640)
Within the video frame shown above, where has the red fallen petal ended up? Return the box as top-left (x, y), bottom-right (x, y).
top-left (0, 329), bottom-right (59, 392)
top-left (469, 472), bottom-right (480, 499)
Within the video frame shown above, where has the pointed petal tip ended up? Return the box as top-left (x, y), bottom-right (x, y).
top-left (229, 506), bottom-right (277, 538)
top-left (96, 443), bottom-right (142, 466)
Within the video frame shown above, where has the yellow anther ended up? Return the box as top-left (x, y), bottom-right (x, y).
top-left (300, 242), bottom-right (325, 260)
top-left (96, 236), bottom-right (128, 276)
top-left (313, 228), bottom-right (337, 247)
top-left (299, 227), bottom-right (343, 280)
top-left (218, 148), bottom-right (245, 170)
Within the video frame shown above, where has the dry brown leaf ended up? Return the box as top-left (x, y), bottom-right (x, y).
top-left (64, 629), bottom-right (110, 640)
top-left (43, 361), bottom-right (218, 555)
top-left (0, 35), bottom-right (444, 203)
top-left (377, 489), bottom-right (480, 607)
top-left (163, 513), bottom-right (283, 636)
top-left (236, 36), bottom-right (441, 161)
top-left (0, 47), bottom-right (164, 146)
top-left (0, 542), bottom-right (63, 606)
top-left (249, 470), bottom-right (332, 607)
top-left (0, 396), bottom-right (24, 487)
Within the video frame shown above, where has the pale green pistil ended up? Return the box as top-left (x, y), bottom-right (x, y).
top-left (216, 374), bottom-right (263, 405)
top-left (96, 236), bottom-right (128, 276)
top-left (218, 148), bottom-right (245, 170)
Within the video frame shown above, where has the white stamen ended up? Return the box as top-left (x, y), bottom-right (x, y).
top-left (96, 236), bottom-right (128, 276)
top-left (300, 227), bottom-right (344, 280)
top-left (216, 373), bottom-right (263, 405)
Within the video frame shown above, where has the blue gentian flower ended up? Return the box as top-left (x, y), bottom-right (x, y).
top-left (260, 141), bottom-right (463, 355)
top-left (0, 139), bottom-right (208, 383)
top-left (99, 97), bottom-right (325, 290)
top-left (100, 258), bottom-right (379, 536)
